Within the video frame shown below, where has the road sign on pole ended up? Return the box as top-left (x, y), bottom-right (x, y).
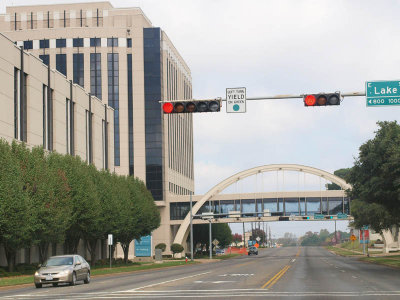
top-left (226, 87), bottom-right (246, 113)
top-left (366, 80), bottom-right (400, 106)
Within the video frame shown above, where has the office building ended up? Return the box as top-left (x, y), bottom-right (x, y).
top-left (0, 2), bottom-right (194, 253)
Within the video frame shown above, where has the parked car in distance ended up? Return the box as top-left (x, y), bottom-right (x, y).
top-left (248, 246), bottom-right (258, 255)
top-left (216, 248), bottom-right (225, 255)
top-left (34, 255), bottom-right (90, 288)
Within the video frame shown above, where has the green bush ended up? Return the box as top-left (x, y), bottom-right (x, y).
top-left (170, 243), bottom-right (184, 258)
top-left (155, 243), bottom-right (166, 252)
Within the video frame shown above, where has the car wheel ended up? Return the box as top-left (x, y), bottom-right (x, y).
top-left (35, 283), bottom-right (42, 289)
top-left (52, 283), bottom-right (58, 287)
top-left (69, 272), bottom-right (77, 286)
top-left (84, 271), bottom-right (90, 284)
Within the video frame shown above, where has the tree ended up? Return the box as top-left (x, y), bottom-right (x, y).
top-left (192, 223), bottom-right (233, 251)
top-left (232, 233), bottom-right (242, 246)
top-left (170, 243), bottom-right (184, 258)
top-left (213, 224), bottom-right (232, 248)
top-left (0, 140), bottom-right (31, 271)
top-left (115, 176), bottom-right (160, 263)
top-left (347, 121), bottom-right (400, 232)
top-left (326, 168), bottom-right (351, 190)
top-left (155, 243), bottom-right (167, 252)
top-left (12, 144), bottom-right (71, 264)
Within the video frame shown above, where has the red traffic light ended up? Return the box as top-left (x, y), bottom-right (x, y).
top-left (304, 93), bottom-right (341, 106)
top-left (162, 102), bottom-right (173, 113)
top-left (304, 95), bottom-right (316, 106)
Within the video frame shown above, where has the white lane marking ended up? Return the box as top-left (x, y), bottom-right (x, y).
top-left (126, 271), bottom-right (212, 291)
top-left (352, 276), bottom-right (358, 279)
top-left (341, 270), bottom-right (345, 272)
top-left (291, 259), bottom-right (296, 262)
top-left (194, 281), bottom-right (236, 283)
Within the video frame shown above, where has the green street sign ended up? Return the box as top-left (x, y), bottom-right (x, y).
top-left (366, 80), bottom-right (400, 106)
top-left (314, 214), bottom-right (324, 220)
top-left (337, 213), bottom-right (348, 219)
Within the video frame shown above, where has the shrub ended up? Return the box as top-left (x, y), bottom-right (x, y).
top-left (170, 243), bottom-right (184, 258)
top-left (155, 243), bottom-right (167, 252)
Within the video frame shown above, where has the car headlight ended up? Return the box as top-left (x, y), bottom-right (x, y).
top-left (58, 270), bottom-right (71, 276)
top-left (34, 271), bottom-right (39, 276)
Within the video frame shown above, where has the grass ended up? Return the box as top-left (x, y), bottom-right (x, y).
top-left (325, 246), bottom-right (363, 256)
top-left (215, 253), bottom-right (242, 260)
top-left (0, 260), bottom-right (197, 288)
top-left (359, 255), bottom-right (400, 268)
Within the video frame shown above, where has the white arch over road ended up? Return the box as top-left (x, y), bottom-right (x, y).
top-left (173, 164), bottom-right (351, 245)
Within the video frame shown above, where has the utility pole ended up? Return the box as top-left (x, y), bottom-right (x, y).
top-left (334, 219), bottom-right (337, 245)
top-left (243, 222), bottom-right (245, 248)
top-left (209, 219), bottom-right (212, 260)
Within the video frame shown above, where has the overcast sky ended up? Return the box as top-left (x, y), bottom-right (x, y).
top-left (2, 0), bottom-right (399, 237)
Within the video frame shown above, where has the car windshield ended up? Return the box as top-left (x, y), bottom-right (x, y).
top-left (43, 257), bottom-right (73, 267)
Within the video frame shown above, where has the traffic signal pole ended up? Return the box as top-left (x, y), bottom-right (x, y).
top-left (159, 91), bottom-right (365, 104)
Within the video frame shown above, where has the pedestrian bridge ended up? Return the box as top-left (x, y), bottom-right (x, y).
top-left (171, 164), bottom-right (352, 246)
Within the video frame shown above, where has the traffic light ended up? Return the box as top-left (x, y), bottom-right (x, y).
top-left (302, 216), bottom-right (310, 220)
top-left (162, 99), bottom-right (221, 114)
top-left (304, 93), bottom-right (341, 107)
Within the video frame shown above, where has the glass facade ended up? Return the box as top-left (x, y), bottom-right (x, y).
top-left (90, 38), bottom-right (101, 47)
top-left (127, 54), bottom-right (134, 175)
top-left (56, 54), bottom-right (67, 76)
top-left (90, 53), bottom-right (102, 99)
top-left (56, 38), bottom-right (66, 48)
top-left (39, 55), bottom-right (49, 66)
top-left (107, 53), bottom-right (120, 166)
top-left (23, 40), bottom-right (33, 49)
top-left (39, 39), bottom-right (49, 49)
top-left (73, 53), bottom-right (84, 87)
top-left (73, 38), bottom-right (83, 47)
top-left (169, 197), bottom-right (350, 220)
top-left (107, 37), bottom-right (118, 47)
top-left (143, 28), bottom-right (163, 201)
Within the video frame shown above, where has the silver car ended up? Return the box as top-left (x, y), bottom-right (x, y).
top-left (34, 255), bottom-right (90, 288)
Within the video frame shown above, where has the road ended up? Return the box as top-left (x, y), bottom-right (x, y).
top-left (1, 247), bottom-right (400, 299)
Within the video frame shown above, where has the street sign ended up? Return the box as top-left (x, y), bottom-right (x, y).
top-left (226, 87), bottom-right (246, 113)
top-left (360, 229), bottom-right (370, 244)
top-left (256, 237), bottom-right (261, 242)
top-left (362, 225), bottom-right (369, 230)
top-left (337, 213), bottom-right (348, 219)
top-left (108, 234), bottom-right (113, 245)
top-left (350, 234), bottom-right (357, 241)
top-left (314, 214), bottom-right (324, 220)
top-left (366, 80), bottom-right (400, 106)
top-left (213, 239), bottom-right (219, 246)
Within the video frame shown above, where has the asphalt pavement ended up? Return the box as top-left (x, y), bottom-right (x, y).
top-left (1, 247), bottom-right (399, 299)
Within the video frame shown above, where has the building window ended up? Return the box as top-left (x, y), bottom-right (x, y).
top-left (107, 53), bottom-right (119, 166)
top-left (73, 38), bottom-right (84, 47)
top-left (56, 38), bottom-right (66, 48)
top-left (48, 89), bottom-right (54, 151)
top-left (42, 84), bottom-right (47, 148)
top-left (14, 68), bottom-right (20, 140)
top-left (14, 70), bottom-right (27, 141)
top-left (127, 38), bottom-right (132, 48)
top-left (73, 53), bottom-right (84, 87)
top-left (143, 28), bottom-right (163, 200)
top-left (39, 55), bottom-right (49, 66)
top-left (23, 40), bottom-right (33, 50)
top-left (40, 39), bottom-right (49, 49)
top-left (85, 110), bottom-right (89, 162)
top-left (56, 54), bottom-right (67, 76)
top-left (66, 98), bottom-right (71, 154)
top-left (107, 37), bottom-right (118, 47)
top-left (90, 53), bottom-right (102, 99)
top-left (90, 38), bottom-right (101, 47)
top-left (127, 54), bottom-right (133, 175)
top-left (102, 119), bottom-right (106, 169)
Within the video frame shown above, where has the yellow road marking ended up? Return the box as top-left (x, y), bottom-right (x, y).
top-left (267, 265), bottom-right (291, 289)
top-left (261, 265), bottom-right (289, 289)
top-left (296, 249), bottom-right (301, 257)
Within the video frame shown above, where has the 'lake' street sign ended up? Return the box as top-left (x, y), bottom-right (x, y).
top-left (366, 80), bottom-right (400, 106)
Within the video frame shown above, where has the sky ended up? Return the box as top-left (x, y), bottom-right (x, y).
top-left (2, 0), bottom-right (399, 237)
